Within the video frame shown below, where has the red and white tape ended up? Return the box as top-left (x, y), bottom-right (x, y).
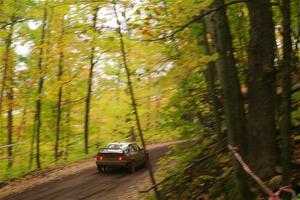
top-left (228, 145), bottom-right (297, 200)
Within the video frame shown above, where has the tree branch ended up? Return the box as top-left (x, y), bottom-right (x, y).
top-left (139, 146), bottom-right (227, 193)
top-left (135, 0), bottom-right (278, 42)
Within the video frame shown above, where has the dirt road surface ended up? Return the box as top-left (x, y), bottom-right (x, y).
top-left (0, 142), bottom-right (178, 200)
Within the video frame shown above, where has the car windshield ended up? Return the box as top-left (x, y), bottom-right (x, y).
top-left (107, 143), bottom-right (127, 149)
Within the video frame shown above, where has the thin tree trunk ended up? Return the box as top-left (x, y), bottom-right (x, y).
top-left (84, 7), bottom-right (98, 154)
top-left (0, 32), bottom-right (11, 118)
top-left (7, 86), bottom-right (13, 168)
top-left (29, 122), bottom-right (35, 169)
top-left (6, 39), bottom-right (15, 168)
top-left (0, 20), bottom-right (14, 147)
top-left (65, 98), bottom-right (71, 160)
top-left (213, 0), bottom-right (252, 198)
top-left (247, 0), bottom-right (277, 180)
top-left (1, 13), bottom-right (16, 168)
top-left (55, 82), bottom-right (63, 160)
top-left (202, 20), bottom-right (222, 137)
top-left (32, 4), bottom-right (48, 169)
top-left (55, 17), bottom-right (65, 161)
top-left (112, 1), bottom-right (160, 199)
top-left (280, 0), bottom-right (292, 185)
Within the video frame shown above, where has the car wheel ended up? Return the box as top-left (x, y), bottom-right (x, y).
top-left (97, 165), bottom-right (102, 173)
top-left (97, 165), bottom-right (105, 173)
top-left (128, 161), bottom-right (136, 173)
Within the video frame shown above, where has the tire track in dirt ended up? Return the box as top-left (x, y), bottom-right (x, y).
top-left (0, 141), bottom-right (178, 200)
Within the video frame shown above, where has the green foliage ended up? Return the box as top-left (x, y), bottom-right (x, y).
top-left (156, 131), bottom-right (232, 199)
top-left (0, 0), bottom-right (178, 182)
top-left (159, 72), bottom-right (213, 139)
top-left (223, 177), bottom-right (238, 200)
top-left (0, 1), bottom-right (299, 200)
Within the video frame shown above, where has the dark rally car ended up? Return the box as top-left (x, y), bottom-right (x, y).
top-left (96, 142), bottom-right (147, 173)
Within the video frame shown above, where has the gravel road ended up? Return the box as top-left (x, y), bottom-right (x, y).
top-left (0, 142), bottom-right (177, 200)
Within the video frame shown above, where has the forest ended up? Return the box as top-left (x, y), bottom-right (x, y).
top-left (0, 0), bottom-right (300, 199)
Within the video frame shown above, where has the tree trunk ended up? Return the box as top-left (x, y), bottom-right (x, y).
top-left (213, 0), bottom-right (252, 198)
top-left (32, 4), bottom-right (48, 169)
top-left (280, 0), bottom-right (292, 185)
top-left (202, 20), bottom-right (222, 137)
top-left (84, 7), bottom-right (98, 154)
top-left (7, 86), bottom-right (13, 168)
top-left (0, 31), bottom-right (11, 118)
top-left (0, 19), bottom-right (14, 147)
top-left (6, 27), bottom-right (14, 169)
top-left (112, 1), bottom-right (160, 199)
top-left (55, 18), bottom-right (65, 161)
top-left (6, 53), bottom-right (14, 169)
top-left (247, 0), bottom-right (277, 180)
top-left (65, 99), bottom-right (71, 160)
top-left (1, 14), bottom-right (15, 168)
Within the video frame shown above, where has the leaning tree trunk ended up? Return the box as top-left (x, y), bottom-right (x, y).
top-left (213, 0), bottom-right (252, 199)
top-left (247, 0), bottom-right (277, 180)
top-left (83, 7), bottom-right (98, 154)
top-left (280, 0), bottom-right (292, 185)
top-left (112, 1), bottom-right (160, 199)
